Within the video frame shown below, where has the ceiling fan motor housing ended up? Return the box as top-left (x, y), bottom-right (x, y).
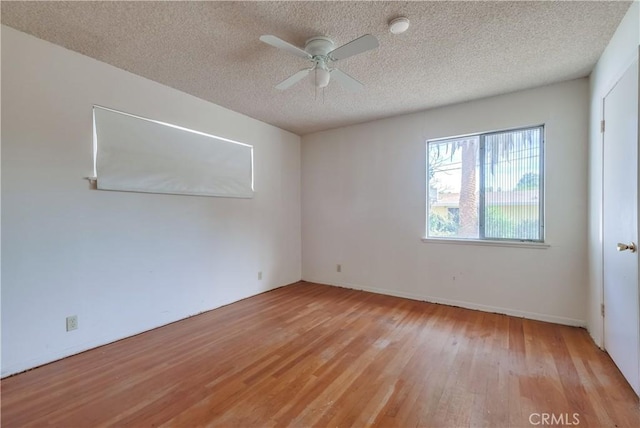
top-left (304, 36), bottom-right (335, 57)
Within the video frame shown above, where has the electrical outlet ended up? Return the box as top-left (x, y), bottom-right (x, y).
top-left (337, 264), bottom-right (342, 273)
top-left (66, 315), bottom-right (78, 332)
top-left (258, 271), bottom-right (263, 280)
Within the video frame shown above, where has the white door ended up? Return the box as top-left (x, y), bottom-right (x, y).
top-left (603, 57), bottom-right (639, 396)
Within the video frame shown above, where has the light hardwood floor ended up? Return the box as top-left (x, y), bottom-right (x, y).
top-left (2, 282), bottom-right (639, 427)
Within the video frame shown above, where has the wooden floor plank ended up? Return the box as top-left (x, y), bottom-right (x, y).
top-left (2, 282), bottom-right (638, 427)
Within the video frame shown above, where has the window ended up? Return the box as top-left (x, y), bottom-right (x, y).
top-left (93, 106), bottom-right (254, 198)
top-left (427, 126), bottom-right (544, 242)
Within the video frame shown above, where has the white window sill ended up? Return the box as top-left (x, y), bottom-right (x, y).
top-left (421, 237), bottom-right (550, 249)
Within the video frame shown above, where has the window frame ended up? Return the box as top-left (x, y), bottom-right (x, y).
top-left (425, 125), bottom-right (546, 245)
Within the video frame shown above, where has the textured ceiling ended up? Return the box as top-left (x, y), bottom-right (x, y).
top-left (1, 1), bottom-right (631, 135)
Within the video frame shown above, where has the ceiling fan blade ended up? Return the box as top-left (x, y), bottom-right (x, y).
top-left (260, 35), bottom-right (311, 59)
top-left (275, 69), bottom-right (311, 90)
top-left (328, 34), bottom-right (379, 61)
top-left (331, 68), bottom-right (364, 92)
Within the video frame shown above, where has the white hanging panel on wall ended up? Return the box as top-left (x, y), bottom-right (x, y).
top-left (93, 106), bottom-right (254, 198)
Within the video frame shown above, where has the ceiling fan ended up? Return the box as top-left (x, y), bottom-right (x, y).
top-left (259, 34), bottom-right (379, 91)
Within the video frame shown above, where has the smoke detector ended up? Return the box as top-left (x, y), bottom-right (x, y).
top-left (389, 17), bottom-right (410, 34)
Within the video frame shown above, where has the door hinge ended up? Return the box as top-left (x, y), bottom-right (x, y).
top-left (601, 303), bottom-right (605, 317)
top-left (600, 120), bottom-right (605, 133)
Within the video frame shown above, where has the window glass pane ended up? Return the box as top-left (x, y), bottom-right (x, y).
top-left (482, 127), bottom-right (542, 241)
top-left (427, 136), bottom-right (479, 239)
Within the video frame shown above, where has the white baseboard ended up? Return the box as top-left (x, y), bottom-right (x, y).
top-left (302, 278), bottom-right (586, 328)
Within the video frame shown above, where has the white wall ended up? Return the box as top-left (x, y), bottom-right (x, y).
top-left (1, 26), bottom-right (301, 377)
top-left (588, 2), bottom-right (640, 347)
top-left (302, 79), bottom-right (589, 326)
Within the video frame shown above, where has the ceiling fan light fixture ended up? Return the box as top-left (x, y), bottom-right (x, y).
top-left (389, 17), bottom-right (410, 34)
top-left (314, 67), bottom-right (331, 88)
